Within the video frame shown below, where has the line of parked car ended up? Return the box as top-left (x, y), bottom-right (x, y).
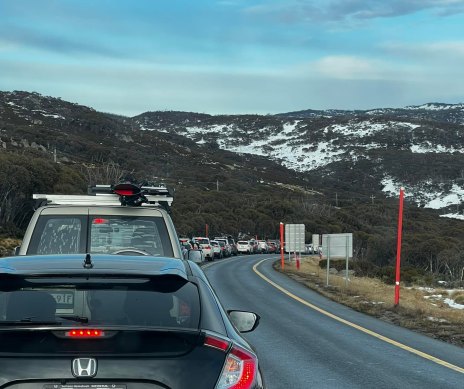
top-left (180, 236), bottom-right (281, 261)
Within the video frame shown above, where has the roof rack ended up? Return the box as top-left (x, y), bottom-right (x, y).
top-left (33, 183), bottom-right (173, 209)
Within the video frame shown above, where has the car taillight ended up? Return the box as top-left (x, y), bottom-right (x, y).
top-left (216, 345), bottom-right (257, 389)
top-left (206, 245), bottom-right (211, 249)
top-left (204, 335), bottom-right (230, 352)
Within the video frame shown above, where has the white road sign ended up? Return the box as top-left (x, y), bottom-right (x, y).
top-left (285, 224), bottom-right (305, 252)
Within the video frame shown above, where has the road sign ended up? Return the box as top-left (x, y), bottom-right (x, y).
top-left (285, 224), bottom-right (305, 252)
top-left (321, 233), bottom-right (353, 258)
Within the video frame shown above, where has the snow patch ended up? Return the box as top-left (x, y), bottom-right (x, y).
top-left (444, 298), bottom-right (464, 309)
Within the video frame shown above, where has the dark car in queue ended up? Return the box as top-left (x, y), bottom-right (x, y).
top-left (0, 254), bottom-right (264, 388)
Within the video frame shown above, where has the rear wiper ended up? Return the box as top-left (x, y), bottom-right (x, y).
top-left (58, 315), bottom-right (89, 324)
top-left (0, 319), bottom-right (62, 325)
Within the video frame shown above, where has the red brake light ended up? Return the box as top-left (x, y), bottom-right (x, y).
top-left (66, 329), bottom-right (104, 338)
top-left (92, 218), bottom-right (108, 224)
top-left (216, 345), bottom-right (257, 389)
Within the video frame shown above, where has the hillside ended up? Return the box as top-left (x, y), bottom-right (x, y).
top-left (135, 105), bottom-right (464, 216)
top-left (1, 91), bottom-right (464, 284)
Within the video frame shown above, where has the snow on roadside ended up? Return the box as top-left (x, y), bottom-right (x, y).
top-left (444, 298), bottom-right (464, 310)
top-left (409, 286), bottom-right (464, 310)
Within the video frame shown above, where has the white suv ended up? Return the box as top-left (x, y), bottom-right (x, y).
top-left (192, 237), bottom-right (214, 261)
top-left (237, 240), bottom-right (252, 255)
top-left (18, 183), bottom-right (185, 259)
top-left (257, 240), bottom-right (268, 254)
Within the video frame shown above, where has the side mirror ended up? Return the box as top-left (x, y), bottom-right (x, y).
top-left (227, 310), bottom-right (260, 333)
top-left (188, 249), bottom-right (203, 263)
top-left (12, 246), bottom-right (20, 256)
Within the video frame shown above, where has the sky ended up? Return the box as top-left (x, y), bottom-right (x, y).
top-left (1, 0), bottom-right (464, 116)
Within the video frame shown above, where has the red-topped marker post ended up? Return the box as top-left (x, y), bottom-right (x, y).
top-left (394, 187), bottom-right (405, 306)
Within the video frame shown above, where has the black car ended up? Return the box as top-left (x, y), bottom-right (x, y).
top-left (0, 254), bottom-right (264, 388)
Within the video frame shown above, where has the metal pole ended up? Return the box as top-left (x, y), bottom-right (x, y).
top-left (326, 235), bottom-right (331, 286)
top-left (345, 235), bottom-right (349, 287)
top-left (280, 222), bottom-right (284, 269)
top-left (394, 187), bottom-right (405, 306)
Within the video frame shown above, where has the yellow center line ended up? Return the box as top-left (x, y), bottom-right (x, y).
top-left (253, 258), bottom-right (464, 374)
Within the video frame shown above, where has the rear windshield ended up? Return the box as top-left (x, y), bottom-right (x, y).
top-left (27, 215), bottom-right (174, 257)
top-left (237, 241), bottom-right (248, 245)
top-left (0, 278), bottom-right (200, 329)
top-left (195, 238), bottom-right (209, 245)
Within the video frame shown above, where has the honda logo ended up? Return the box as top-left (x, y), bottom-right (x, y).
top-left (72, 358), bottom-right (97, 377)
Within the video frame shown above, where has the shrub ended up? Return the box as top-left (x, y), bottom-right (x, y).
top-left (0, 237), bottom-right (22, 257)
top-left (375, 266), bottom-right (426, 285)
top-left (452, 293), bottom-right (464, 305)
top-left (352, 260), bottom-right (379, 277)
top-left (319, 259), bottom-right (352, 271)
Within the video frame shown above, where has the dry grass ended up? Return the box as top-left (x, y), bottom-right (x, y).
top-left (275, 256), bottom-right (464, 348)
top-left (0, 237), bottom-right (22, 257)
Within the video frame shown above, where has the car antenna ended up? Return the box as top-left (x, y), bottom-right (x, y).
top-left (83, 253), bottom-right (93, 269)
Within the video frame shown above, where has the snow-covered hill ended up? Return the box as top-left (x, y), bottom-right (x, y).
top-left (3, 90), bottom-right (464, 219)
top-left (135, 105), bottom-right (464, 219)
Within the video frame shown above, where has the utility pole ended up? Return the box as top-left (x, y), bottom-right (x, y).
top-left (370, 194), bottom-right (375, 204)
top-left (54, 147), bottom-right (57, 163)
top-left (216, 179), bottom-right (219, 192)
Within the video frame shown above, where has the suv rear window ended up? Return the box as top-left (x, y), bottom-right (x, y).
top-left (27, 215), bottom-right (174, 257)
top-left (194, 238), bottom-right (209, 245)
top-left (29, 216), bottom-right (86, 255)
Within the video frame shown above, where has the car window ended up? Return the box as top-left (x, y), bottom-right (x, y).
top-left (27, 215), bottom-right (174, 257)
top-left (89, 215), bottom-right (173, 257)
top-left (0, 280), bottom-right (200, 329)
top-left (28, 216), bottom-right (86, 255)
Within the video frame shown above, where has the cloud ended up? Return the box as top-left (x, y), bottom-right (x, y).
top-left (0, 27), bottom-right (123, 58)
top-left (308, 55), bottom-right (400, 80)
top-left (243, 0), bottom-right (464, 24)
top-left (383, 40), bottom-right (464, 61)
top-left (3, 55), bottom-right (461, 116)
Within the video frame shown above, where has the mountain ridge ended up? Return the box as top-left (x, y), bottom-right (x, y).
top-left (3, 90), bottom-right (464, 218)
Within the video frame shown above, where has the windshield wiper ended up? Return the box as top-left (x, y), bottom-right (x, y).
top-left (0, 318), bottom-right (62, 325)
top-left (58, 315), bottom-right (89, 324)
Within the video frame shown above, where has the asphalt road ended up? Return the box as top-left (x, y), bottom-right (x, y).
top-left (203, 255), bottom-right (464, 389)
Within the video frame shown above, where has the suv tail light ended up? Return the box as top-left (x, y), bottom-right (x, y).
top-left (216, 345), bottom-right (257, 389)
